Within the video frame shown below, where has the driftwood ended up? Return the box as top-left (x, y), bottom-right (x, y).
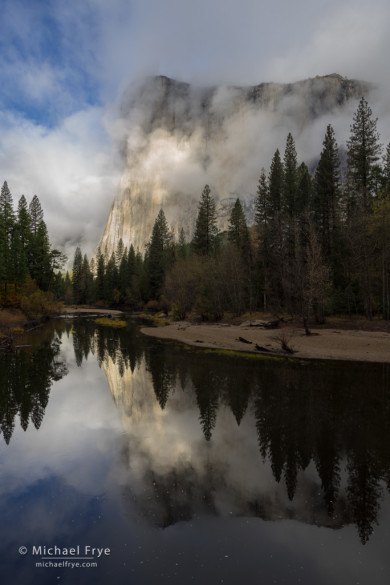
top-left (241, 319), bottom-right (280, 329)
top-left (238, 336), bottom-right (252, 344)
top-left (255, 344), bottom-right (271, 352)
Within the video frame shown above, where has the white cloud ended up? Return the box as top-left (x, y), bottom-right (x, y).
top-left (0, 0), bottom-right (389, 263)
top-left (0, 107), bottom-right (120, 261)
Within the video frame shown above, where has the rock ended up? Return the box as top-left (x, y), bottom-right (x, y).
top-left (95, 74), bottom-right (370, 260)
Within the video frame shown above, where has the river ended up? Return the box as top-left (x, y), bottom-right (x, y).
top-left (1, 317), bottom-right (390, 584)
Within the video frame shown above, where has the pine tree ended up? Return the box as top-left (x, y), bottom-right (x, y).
top-left (72, 247), bottom-right (83, 304)
top-left (228, 198), bottom-right (249, 249)
top-left (254, 169), bottom-right (271, 309)
top-left (254, 169), bottom-right (270, 228)
top-left (118, 247), bottom-right (128, 297)
top-left (115, 238), bottom-right (125, 266)
top-left (282, 133), bottom-right (298, 221)
top-left (10, 225), bottom-right (28, 284)
top-left (127, 244), bottom-right (136, 277)
top-left (177, 227), bottom-right (188, 259)
top-left (148, 209), bottom-right (172, 298)
top-left (28, 195), bottom-right (44, 236)
top-left (104, 252), bottom-right (119, 304)
top-left (282, 134), bottom-right (299, 298)
top-left (346, 97), bottom-right (382, 210)
top-left (265, 150), bottom-right (285, 309)
top-left (313, 124), bottom-right (340, 257)
top-left (192, 185), bottom-right (218, 256)
top-left (268, 149), bottom-right (284, 216)
top-left (31, 220), bottom-right (52, 289)
top-left (0, 181), bottom-right (16, 287)
top-left (296, 162), bottom-right (312, 217)
top-left (96, 249), bottom-right (106, 301)
top-left (296, 162), bottom-right (313, 253)
top-left (17, 195), bottom-right (32, 251)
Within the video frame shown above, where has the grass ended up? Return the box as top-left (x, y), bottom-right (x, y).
top-left (94, 317), bottom-right (127, 328)
top-left (138, 313), bottom-right (170, 327)
top-left (0, 309), bottom-right (27, 337)
top-left (202, 348), bottom-right (286, 361)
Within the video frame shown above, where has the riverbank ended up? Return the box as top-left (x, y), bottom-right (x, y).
top-left (141, 321), bottom-right (390, 363)
top-left (60, 307), bottom-right (124, 316)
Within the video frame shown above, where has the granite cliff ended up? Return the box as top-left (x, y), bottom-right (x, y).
top-left (96, 73), bottom-right (370, 257)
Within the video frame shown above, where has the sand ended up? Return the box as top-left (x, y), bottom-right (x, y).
top-left (141, 322), bottom-right (390, 363)
top-left (61, 308), bottom-right (124, 316)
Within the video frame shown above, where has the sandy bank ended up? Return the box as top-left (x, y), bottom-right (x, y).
top-left (61, 308), bottom-right (124, 316)
top-left (141, 322), bottom-right (390, 363)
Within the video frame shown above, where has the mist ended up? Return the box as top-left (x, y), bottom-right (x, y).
top-left (97, 73), bottom-right (390, 256)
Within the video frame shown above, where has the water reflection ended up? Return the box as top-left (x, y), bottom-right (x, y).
top-left (0, 324), bottom-right (68, 445)
top-left (64, 320), bottom-right (390, 546)
top-left (2, 318), bottom-right (390, 549)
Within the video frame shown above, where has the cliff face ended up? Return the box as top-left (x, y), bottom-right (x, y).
top-left (97, 74), bottom-right (369, 257)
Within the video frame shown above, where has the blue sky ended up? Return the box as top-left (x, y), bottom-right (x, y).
top-left (0, 0), bottom-right (389, 257)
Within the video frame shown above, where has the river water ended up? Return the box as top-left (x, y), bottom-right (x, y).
top-left (1, 317), bottom-right (390, 585)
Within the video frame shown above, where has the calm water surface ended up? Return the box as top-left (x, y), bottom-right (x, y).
top-left (1, 318), bottom-right (390, 585)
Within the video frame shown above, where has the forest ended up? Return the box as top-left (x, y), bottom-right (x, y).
top-left (1, 96), bottom-right (390, 327)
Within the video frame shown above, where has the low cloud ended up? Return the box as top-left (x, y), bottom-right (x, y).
top-left (0, 0), bottom-right (389, 263)
top-left (0, 107), bottom-right (120, 261)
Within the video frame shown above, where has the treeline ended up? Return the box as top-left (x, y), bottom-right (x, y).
top-left (0, 181), bottom-right (66, 313)
top-left (72, 97), bottom-right (390, 322)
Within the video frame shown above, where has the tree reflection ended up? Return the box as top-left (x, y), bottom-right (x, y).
top-left (64, 320), bottom-right (390, 544)
top-left (0, 327), bottom-right (68, 445)
top-left (141, 345), bottom-right (390, 543)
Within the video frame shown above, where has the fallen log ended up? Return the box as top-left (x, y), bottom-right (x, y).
top-left (255, 344), bottom-right (271, 352)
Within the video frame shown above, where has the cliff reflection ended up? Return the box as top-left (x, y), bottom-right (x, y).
top-left (71, 321), bottom-right (390, 544)
top-left (0, 323), bottom-right (68, 445)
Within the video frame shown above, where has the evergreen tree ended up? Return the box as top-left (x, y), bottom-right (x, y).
top-left (192, 185), bottom-right (218, 256)
top-left (81, 254), bottom-right (93, 303)
top-left (10, 225), bottom-right (28, 284)
top-left (282, 133), bottom-right (298, 247)
top-left (313, 124), bottom-right (340, 257)
top-left (72, 247), bottom-right (83, 304)
top-left (31, 220), bottom-right (52, 289)
top-left (254, 169), bottom-right (270, 229)
top-left (268, 149), bottom-right (284, 216)
top-left (282, 133), bottom-right (298, 222)
top-left (254, 169), bottom-right (271, 309)
top-left (0, 181), bottom-right (15, 286)
top-left (148, 209), bottom-right (172, 298)
top-left (17, 195), bottom-right (32, 251)
top-left (228, 198), bottom-right (249, 249)
top-left (177, 227), bottom-right (188, 259)
top-left (118, 247), bottom-right (128, 297)
top-left (28, 195), bottom-right (44, 236)
top-left (346, 97), bottom-right (382, 210)
top-left (96, 250), bottom-right (106, 301)
top-left (104, 252), bottom-right (119, 304)
top-left (127, 244), bottom-right (136, 275)
top-left (296, 162), bottom-right (312, 217)
top-left (266, 150), bottom-right (285, 309)
top-left (296, 162), bottom-right (313, 253)
top-left (123, 245), bottom-right (137, 304)
top-left (115, 238), bottom-right (125, 266)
